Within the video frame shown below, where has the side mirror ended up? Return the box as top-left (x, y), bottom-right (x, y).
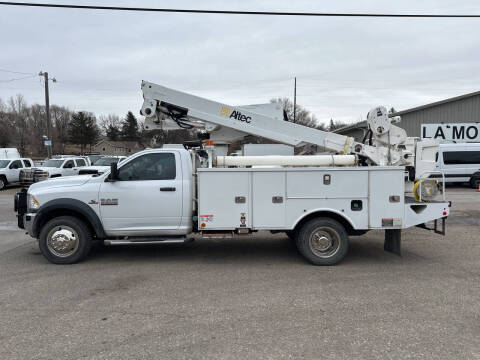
top-left (109, 163), bottom-right (119, 181)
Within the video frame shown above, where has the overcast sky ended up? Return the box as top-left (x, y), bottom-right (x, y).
top-left (1, 0), bottom-right (480, 125)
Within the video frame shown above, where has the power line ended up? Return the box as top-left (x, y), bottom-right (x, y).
top-left (0, 2), bottom-right (479, 18)
top-left (0, 74), bottom-right (37, 83)
top-left (0, 68), bottom-right (36, 75)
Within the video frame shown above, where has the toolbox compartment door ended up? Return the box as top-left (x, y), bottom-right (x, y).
top-left (198, 171), bottom-right (250, 229)
top-left (252, 171), bottom-right (286, 228)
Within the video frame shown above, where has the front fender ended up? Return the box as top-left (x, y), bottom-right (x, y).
top-left (32, 198), bottom-right (106, 238)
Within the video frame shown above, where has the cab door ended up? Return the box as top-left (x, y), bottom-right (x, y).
top-left (74, 158), bottom-right (87, 174)
top-left (62, 160), bottom-right (77, 176)
top-left (99, 151), bottom-right (183, 236)
top-left (7, 160), bottom-right (23, 183)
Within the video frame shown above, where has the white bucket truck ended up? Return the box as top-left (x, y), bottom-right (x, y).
top-left (15, 82), bottom-right (449, 265)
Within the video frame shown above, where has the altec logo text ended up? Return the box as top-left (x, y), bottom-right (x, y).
top-left (220, 106), bottom-right (252, 124)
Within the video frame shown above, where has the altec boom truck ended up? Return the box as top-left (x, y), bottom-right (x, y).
top-left (15, 81), bottom-right (449, 265)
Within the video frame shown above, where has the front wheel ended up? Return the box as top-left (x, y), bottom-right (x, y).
top-left (38, 216), bottom-right (92, 264)
top-left (296, 217), bottom-right (349, 266)
top-left (0, 176), bottom-right (6, 190)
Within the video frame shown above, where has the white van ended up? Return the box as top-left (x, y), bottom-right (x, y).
top-left (434, 143), bottom-right (480, 188)
top-left (0, 148), bottom-right (21, 159)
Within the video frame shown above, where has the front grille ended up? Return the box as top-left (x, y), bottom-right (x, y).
top-left (15, 189), bottom-right (28, 216)
top-left (20, 169), bottom-right (49, 186)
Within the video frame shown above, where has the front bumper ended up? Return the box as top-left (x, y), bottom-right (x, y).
top-left (18, 213), bottom-right (36, 237)
top-left (24, 213), bottom-right (36, 237)
top-left (14, 189), bottom-right (36, 237)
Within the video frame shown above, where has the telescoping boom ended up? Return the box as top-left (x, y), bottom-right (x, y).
top-left (140, 81), bottom-right (438, 179)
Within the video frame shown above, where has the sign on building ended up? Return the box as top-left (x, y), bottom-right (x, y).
top-left (421, 123), bottom-right (480, 142)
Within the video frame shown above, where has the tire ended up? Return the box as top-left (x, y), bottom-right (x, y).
top-left (0, 176), bottom-right (7, 190)
top-left (38, 216), bottom-right (92, 264)
top-left (470, 177), bottom-right (480, 189)
top-left (295, 217), bottom-right (349, 266)
top-left (285, 230), bottom-right (296, 241)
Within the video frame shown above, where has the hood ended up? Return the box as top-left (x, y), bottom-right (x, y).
top-left (30, 175), bottom-right (92, 191)
top-left (37, 167), bottom-right (62, 175)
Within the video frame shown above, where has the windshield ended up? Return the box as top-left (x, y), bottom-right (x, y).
top-left (43, 159), bottom-right (64, 168)
top-left (94, 157), bottom-right (121, 166)
top-left (0, 160), bottom-right (10, 168)
top-left (88, 155), bottom-right (103, 163)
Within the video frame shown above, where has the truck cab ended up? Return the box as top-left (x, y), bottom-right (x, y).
top-left (16, 149), bottom-right (193, 263)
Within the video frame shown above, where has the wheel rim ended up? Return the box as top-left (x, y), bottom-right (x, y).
top-left (309, 227), bottom-right (341, 258)
top-left (46, 226), bottom-right (79, 258)
top-left (0, 179), bottom-right (4, 189)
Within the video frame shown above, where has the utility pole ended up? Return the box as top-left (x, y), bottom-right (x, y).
top-left (293, 77), bottom-right (297, 123)
top-left (39, 71), bottom-right (56, 158)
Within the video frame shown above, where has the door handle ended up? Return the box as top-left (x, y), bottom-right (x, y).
top-left (160, 187), bottom-right (176, 191)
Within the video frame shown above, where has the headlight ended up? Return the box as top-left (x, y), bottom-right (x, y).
top-left (27, 194), bottom-right (40, 212)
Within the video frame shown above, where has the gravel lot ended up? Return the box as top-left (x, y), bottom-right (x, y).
top-left (0, 185), bottom-right (479, 359)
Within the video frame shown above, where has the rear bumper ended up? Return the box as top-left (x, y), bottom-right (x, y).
top-left (403, 199), bottom-right (450, 229)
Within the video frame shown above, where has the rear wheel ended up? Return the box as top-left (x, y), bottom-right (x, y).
top-left (470, 177), bottom-right (480, 189)
top-left (38, 216), bottom-right (92, 264)
top-left (296, 217), bottom-right (349, 266)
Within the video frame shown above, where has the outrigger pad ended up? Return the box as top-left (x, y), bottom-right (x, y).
top-left (384, 229), bottom-right (401, 256)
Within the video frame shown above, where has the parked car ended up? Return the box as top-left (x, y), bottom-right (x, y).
top-left (87, 154), bottom-right (103, 166)
top-left (52, 154), bottom-right (92, 166)
top-left (79, 156), bottom-right (127, 175)
top-left (20, 157), bottom-right (88, 186)
top-left (433, 143), bottom-right (480, 188)
top-left (37, 157), bottom-right (88, 177)
top-left (0, 158), bottom-right (34, 190)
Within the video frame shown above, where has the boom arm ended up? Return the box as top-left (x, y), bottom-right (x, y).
top-left (140, 81), bottom-right (414, 167)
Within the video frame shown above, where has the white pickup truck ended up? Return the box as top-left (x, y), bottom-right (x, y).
top-left (20, 157), bottom-right (89, 185)
top-left (0, 158), bottom-right (34, 190)
top-left (15, 148), bottom-right (449, 265)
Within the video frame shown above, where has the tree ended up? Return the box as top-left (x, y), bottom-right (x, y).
top-left (106, 124), bottom-right (120, 141)
top-left (68, 111), bottom-right (100, 154)
top-left (327, 118), bottom-right (349, 132)
top-left (99, 114), bottom-right (121, 140)
top-left (8, 94), bottom-right (29, 156)
top-left (0, 99), bottom-right (11, 147)
top-left (270, 98), bottom-right (325, 130)
top-left (51, 105), bottom-right (72, 154)
top-left (120, 111), bottom-right (139, 141)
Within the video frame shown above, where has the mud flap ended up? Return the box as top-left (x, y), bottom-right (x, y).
top-left (384, 229), bottom-right (401, 256)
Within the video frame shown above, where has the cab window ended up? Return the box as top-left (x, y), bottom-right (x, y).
top-left (23, 159), bottom-right (32, 167)
top-left (63, 160), bottom-right (75, 168)
top-left (9, 160), bottom-right (23, 169)
top-left (76, 159), bottom-right (86, 167)
top-left (117, 153), bottom-right (176, 181)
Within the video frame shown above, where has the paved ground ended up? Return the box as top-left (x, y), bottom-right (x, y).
top-left (0, 185), bottom-right (479, 359)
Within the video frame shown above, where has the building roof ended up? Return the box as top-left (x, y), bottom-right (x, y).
top-left (392, 90), bottom-right (480, 116)
top-left (333, 121), bottom-right (367, 133)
